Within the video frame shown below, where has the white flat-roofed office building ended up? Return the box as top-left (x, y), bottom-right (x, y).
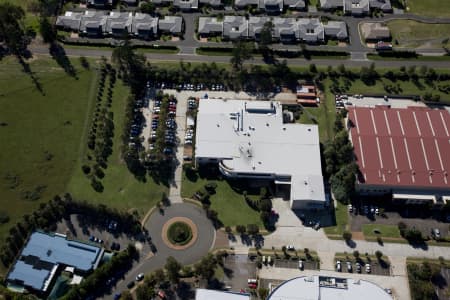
top-left (195, 99), bottom-right (326, 209)
top-left (268, 276), bottom-right (392, 300)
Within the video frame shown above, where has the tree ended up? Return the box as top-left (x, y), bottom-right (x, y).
top-left (258, 287), bottom-right (269, 299)
top-left (353, 250), bottom-right (360, 259)
top-left (247, 224), bottom-right (259, 235)
top-left (140, 2), bottom-right (155, 14)
top-left (0, 3), bottom-right (29, 54)
top-left (375, 250), bottom-right (383, 261)
top-left (225, 226), bottom-right (232, 234)
top-left (236, 225), bottom-right (246, 235)
top-left (165, 256), bottom-right (181, 283)
top-left (258, 21), bottom-right (273, 60)
top-left (230, 41), bottom-right (253, 72)
top-left (342, 231), bottom-right (352, 241)
top-left (194, 253), bottom-right (218, 280)
top-left (39, 16), bottom-right (56, 43)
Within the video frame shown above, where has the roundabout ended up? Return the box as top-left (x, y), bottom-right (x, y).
top-left (162, 217), bottom-right (198, 249)
top-left (145, 202), bottom-right (216, 265)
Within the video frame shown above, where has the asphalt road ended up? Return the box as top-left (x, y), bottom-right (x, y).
top-left (29, 44), bottom-right (450, 68)
top-left (106, 203), bottom-right (215, 299)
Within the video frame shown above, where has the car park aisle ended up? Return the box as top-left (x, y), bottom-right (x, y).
top-left (167, 89), bottom-right (187, 204)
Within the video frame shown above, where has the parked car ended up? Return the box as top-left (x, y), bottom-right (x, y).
top-left (136, 273), bottom-right (144, 281)
top-left (432, 228), bottom-right (441, 239)
top-left (365, 263), bottom-right (371, 273)
top-left (298, 260), bottom-right (304, 270)
top-left (356, 262), bottom-right (361, 273)
top-left (336, 260), bottom-right (341, 272)
top-left (126, 281), bottom-right (135, 289)
top-left (347, 261), bottom-right (352, 272)
top-left (286, 245), bottom-right (295, 251)
top-left (114, 293), bottom-right (121, 300)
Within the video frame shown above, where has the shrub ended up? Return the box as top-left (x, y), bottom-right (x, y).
top-left (0, 211), bottom-right (10, 224)
top-left (81, 165), bottom-right (91, 175)
top-left (342, 231), bottom-right (352, 241)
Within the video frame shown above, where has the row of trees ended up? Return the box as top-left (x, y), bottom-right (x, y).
top-left (62, 244), bottom-right (138, 300)
top-left (134, 253), bottom-right (226, 300)
top-left (83, 63), bottom-right (117, 192)
top-left (408, 261), bottom-right (443, 300)
top-left (323, 109), bottom-right (358, 203)
top-left (0, 193), bottom-right (142, 268)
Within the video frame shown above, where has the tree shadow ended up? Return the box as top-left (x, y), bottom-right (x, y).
top-left (16, 55), bottom-right (44, 95)
top-left (175, 281), bottom-right (195, 300)
top-left (49, 43), bottom-right (77, 78)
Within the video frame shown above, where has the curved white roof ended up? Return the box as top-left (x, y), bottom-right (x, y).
top-left (268, 276), bottom-right (392, 300)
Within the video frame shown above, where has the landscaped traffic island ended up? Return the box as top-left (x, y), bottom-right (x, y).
top-left (167, 221), bottom-right (193, 246)
top-left (162, 217), bottom-right (198, 250)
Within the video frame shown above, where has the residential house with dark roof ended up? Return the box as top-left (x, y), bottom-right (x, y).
top-left (158, 16), bottom-right (183, 35)
top-left (174, 0), bottom-right (199, 10)
top-left (79, 10), bottom-right (108, 37)
top-left (105, 11), bottom-right (133, 37)
top-left (248, 16), bottom-right (271, 40)
top-left (87, 0), bottom-right (113, 8)
top-left (198, 17), bottom-right (224, 37)
top-left (283, 0), bottom-right (306, 10)
top-left (344, 0), bottom-right (370, 15)
top-left (369, 0), bottom-right (392, 12)
top-left (272, 17), bottom-right (297, 43)
top-left (199, 0), bottom-right (223, 7)
top-left (55, 11), bottom-right (83, 31)
top-left (234, 0), bottom-right (260, 9)
top-left (223, 16), bottom-right (248, 40)
top-left (132, 13), bottom-right (159, 39)
top-left (319, 0), bottom-right (343, 10)
top-left (262, 0), bottom-right (284, 13)
top-left (297, 18), bottom-right (324, 43)
top-left (323, 21), bottom-right (348, 40)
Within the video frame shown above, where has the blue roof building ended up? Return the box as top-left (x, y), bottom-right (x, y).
top-left (7, 231), bottom-right (104, 293)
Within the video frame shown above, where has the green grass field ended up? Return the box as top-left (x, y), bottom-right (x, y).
top-left (407, 0), bottom-right (450, 17)
top-left (298, 79), bottom-right (336, 142)
top-left (323, 201), bottom-right (348, 236)
top-left (362, 224), bottom-right (402, 239)
top-left (0, 56), bottom-right (94, 243)
top-left (181, 171), bottom-right (263, 227)
top-left (66, 75), bottom-right (168, 218)
top-left (387, 20), bottom-right (450, 49)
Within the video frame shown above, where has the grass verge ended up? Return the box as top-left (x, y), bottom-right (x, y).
top-left (181, 170), bottom-right (263, 227)
top-left (387, 20), bottom-right (450, 49)
top-left (323, 201), bottom-right (348, 237)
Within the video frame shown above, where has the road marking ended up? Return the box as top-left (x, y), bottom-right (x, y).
top-left (384, 110), bottom-right (391, 135)
top-left (397, 111), bottom-right (405, 135)
top-left (440, 111), bottom-right (449, 136)
top-left (358, 136), bottom-right (365, 168)
top-left (426, 112), bottom-right (435, 137)
top-left (370, 110), bottom-right (378, 135)
top-left (412, 111), bottom-right (422, 136)
top-left (434, 139), bottom-right (447, 184)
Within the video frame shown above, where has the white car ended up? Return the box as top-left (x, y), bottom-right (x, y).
top-left (365, 264), bottom-right (371, 273)
top-left (347, 261), bottom-right (352, 272)
top-left (348, 204), bottom-right (353, 212)
top-left (136, 273), bottom-right (144, 281)
top-left (286, 245), bottom-right (295, 251)
top-left (298, 260), bottom-right (304, 270)
top-left (336, 260), bottom-right (341, 272)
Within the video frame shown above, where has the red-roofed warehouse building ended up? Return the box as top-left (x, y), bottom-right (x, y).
top-left (347, 105), bottom-right (450, 205)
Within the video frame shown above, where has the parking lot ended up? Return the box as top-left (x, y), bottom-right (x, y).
top-left (55, 214), bottom-right (142, 253)
top-left (349, 200), bottom-right (450, 241)
top-left (334, 258), bottom-right (391, 276)
top-left (273, 258), bottom-right (319, 271)
top-left (335, 94), bottom-right (426, 109)
top-left (220, 254), bottom-right (257, 292)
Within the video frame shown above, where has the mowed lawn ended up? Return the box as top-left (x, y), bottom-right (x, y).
top-left (298, 79), bottom-right (336, 142)
top-left (0, 56), bottom-right (95, 243)
top-left (407, 0), bottom-right (450, 17)
top-left (387, 20), bottom-right (450, 49)
top-left (181, 171), bottom-right (263, 227)
top-left (323, 201), bottom-right (348, 236)
top-left (67, 78), bottom-right (168, 218)
top-left (362, 224), bottom-right (402, 239)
